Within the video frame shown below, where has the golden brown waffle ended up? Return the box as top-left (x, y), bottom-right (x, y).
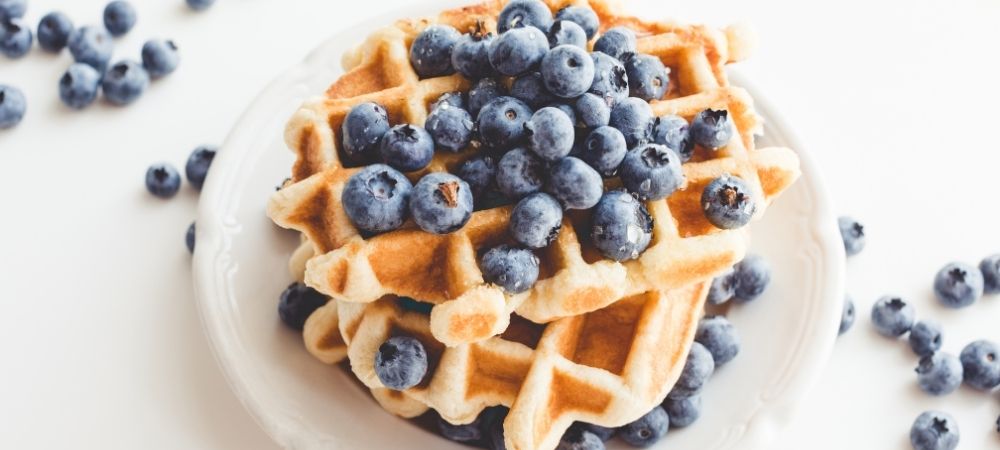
top-left (267, 0), bottom-right (801, 347)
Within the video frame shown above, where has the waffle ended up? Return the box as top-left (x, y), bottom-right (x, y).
top-left (267, 0), bottom-right (801, 347)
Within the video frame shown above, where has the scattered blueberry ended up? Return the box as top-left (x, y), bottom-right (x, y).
top-left (0, 0), bottom-right (26, 21)
top-left (277, 282), bottom-right (326, 331)
top-left (185, 145), bottom-right (217, 190)
top-left (379, 124), bottom-right (434, 172)
top-left (663, 395), bottom-right (701, 428)
top-left (959, 340), bottom-right (1000, 391)
top-left (409, 173), bottom-right (474, 234)
top-left (185, 0), bottom-right (216, 11)
top-left (547, 20), bottom-right (587, 49)
top-left (526, 106), bottom-right (574, 161)
top-left (141, 39), bottom-right (180, 78)
top-left (496, 147), bottom-right (545, 199)
top-left (480, 244), bottom-right (540, 294)
top-left (145, 163), bottom-right (181, 198)
top-left (838, 216), bottom-right (866, 257)
top-left (477, 96), bottom-right (532, 151)
top-left (933, 262), bottom-right (984, 308)
top-left (509, 192), bottom-right (563, 249)
top-left (624, 53), bottom-right (669, 101)
top-left (409, 24), bottom-right (460, 78)
top-left (341, 164), bottom-right (413, 234)
top-left (36, 12), bottom-right (73, 52)
top-left (909, 321), bottom-right (943, 357)
top-left (589, 52), bottom-right (629, 106)
top-left (341, 102), bottom-right (390, 166)
top-left (556, 428), bottom-right (604, 450)
top-left (103, 1), bottom-right (136, 37)
top-left (619, 144), bottom-right (684, 200)
top-left (58, 63), bottom-right (101, 110)
top-left (425, 103), bottom-right (474, 152)
top-left (102, 60), bottom-right (150, 105)
top-left (468, 78), bottom-right (505, 118)
top-left (547, 157), bottom-right (602, 209)
top-left (451, 27), bottom-right (496, 80)
top-left (541, 44), bottom-right (595, 98)
top-left (916, 352), bottom-right (963, 396)
top-left (839, 295), bottom-right (856, 336)
top-left (690, 109), bottom-right (734, 150)
top-left (497, 0), bottom-right (553, 33)
top-left (68, 26), bottom-right (113, 72)
top-left (438, 415), bottom-right (483, 443)
top-left (979, 254), bottom-right (1000, 294)
top-left (374, 335), bottom-right (428, 390)
top-left (511, 71), bottom-right (556, 109)
top-left (185, 221), bottom-right (195, 253)
top-left (555, 5), bottom-right (599, 39)
top-left (457, 155), bottom-right (497, 197)
top-left (0, 18), bottom-right (32, 58)
top-left (652, 115), bottom-right (693, 162)
top-left (570, 423), bottom-right (615, 442)
top-left (668, 341), bottom-right (715, 399)
top-left (594, 27), bottom-right (636, 61)
top-left (870, 295), bottom-right (915, 338)
top-left (910, 411), bottom-right (960, 450)
top-left (488, 26), bottom-right (548, 77)
top-left (733, 254), bottom-right (771, 302)
top-left (580, 126), bottom-right (626, 176)
top-left (618, 406), bottom-right (668, 447)
top-left (0, 84), bottom-right (26, 129)
top-left (590, 190), bottom-right (653, 261)
top-left (696, 316), bottom-right (740, 366)
top-left (575, 93), bottom-right (611, 128)
top-left (609, 97), bottom-right (654, 147)
top-left (707, 268), bottom-right (736, 305)
top-left (701, 175), bottom-right (757, 229)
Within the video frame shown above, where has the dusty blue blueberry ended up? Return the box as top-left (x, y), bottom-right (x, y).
top-left (341, 102), bottom-right (390, 166)
top-left (547, 102), bottom-right (576, 125)
top-left (547, 157), bottom-right (602, 210)
top-left (663, 395), bottom-right (701, 428)
top-left (910, 411), bottom-right (959, 450)
top-left (619, 144), bottom-right (684, 201)
top-left (510, 192), bottom-right (563, 249)
top-left (0, 84), bottom-right (25, 128)
top-left (609, 97), bottom-right (654, 147)
top-left (569, 423), bottom-right (615, 442)
top-left (102, 60), bottom-right (150, 105)
top-left (916, 352), bottom-right (963, 396)
top-left (409, 173), bottom-right (474, 234)
top-left (145, 163), bottom-right (181, 198)
top-left (68, 26), bottom-right (113, 72)
top-left (438, 414), bottom-right (483, 443)
top-left (511, 71), bottom-right (556, 109)
top-left (481, 245), bottom-right (540, 294)
top-left (186, 0), bottom-right (215, 11)
top-left (541, 44), bottom-right (595, 98)
top-left (590, 190), bottom-right (653, 261)
top-left (457, 155), bottom-right (497, 197)
top-left (909, 321), bottom-right (943, 357)
top-left (277, 282), bottom-right (326, 331)
top-left (556, 429), bottom-right (604, 450)
top-left (690, 109), bottom-right (734, 150)
top-left (547, 20), bottom-right (587, 49)
top-left (575, 93), bottom-right (611, 128)
top-left (593, 27), bottom-right (636, 61)
top-left (696, 316), bottom-right (740, 366)
top-left (375, 336), bottom-right (428, 390)
top-left (555, 5), bottom-right (598, 39)
top-left (668, 341), bottom-right (715, 399)
top-left (410, 24), bottom-right (460, 78)
top-left (580, 126), bottom-right (626, 176)
top-left (103, 1), bottom-right (136, 37)
top-left (469, 78), bottom-right (505, 118)
top-left (185, 145), bottom-right (217, 190)
top-left (618, 406), bottom-right (668, 447)
top-left (979, 254), bottom-right (1000, 294)
top-left (341, 164), bottom-right (413, 234)
top-left (838, 216), bottom-right (866, 257)
top-left (379, 124), bottom-right (434, 172)
top-left (478, 96), bottom-right (533, 151)
top-left (497, 0), bottom-right (553, 33)
top-left (485, 407), bottom-right (509, 450)
top-left (959, 340), bottom-right (1000, 391)
top-left (934, 262), bottom-right (984, 308)
top-left (707, 267), bottom-right (736, 305)
top-left (589, 51), bottom-right (629, 106)
top-left (733, 254), bottom-right (770, 303)
top-left (652, 115), bottom-right (693, 162)
top-left (37, 12), bottom-right (73, 52)
top-left (185, 222), bottom-right (195, 253)
top-left (701, 175), bottom-right (757, 229)
top-left (839, 295), bottom-right (856, 336)
top-left (497, 147), bottom-right (545, 199)
top-left (0, 0), bottom-right (25, 20)
top-left (624, 53), bottom-right (669, 101)
top-left (870, 295), bottom-right (915, 338)
top-left (58, 63), bottom-right (100, 109)
top-left (452, 27), bottom-right (496, 80)
top-left (141, 39), bottom-right (180, 78)
top-left (526, 106), bottom-right (575, 161)
top-left (432, 91), bottom-right (465, 110)
top-left (0, 18), bottom-right (31, 58)
top-left (426, 103), bottom-right (474, 152)
top-left (488, 26), bottom-right (548, 77)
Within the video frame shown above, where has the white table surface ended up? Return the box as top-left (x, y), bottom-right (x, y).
top-left (2, 0), bottom-right (999, 448)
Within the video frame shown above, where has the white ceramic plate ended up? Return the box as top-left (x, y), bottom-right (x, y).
top-left (193, 2), bottom-right (846, 448)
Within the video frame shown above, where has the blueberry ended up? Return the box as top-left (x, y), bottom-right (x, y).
top-left (547, 157), bottom-right (602, 210)
top-left (624, 53), bottom-right (669, 101)
top-left (979, 254), bottom-right (1000, 294)
top-left (575, 93), bottom-right (611, 128)
top-left (690, 109), bottom-right (734, 150)
top-left (593, 27), bottom-right (636, 61)
top-left (0, 18), bottom-right (32, 58)
top-left (916, 352), bottom-right (963, 396)
top-left (409, 173), bottom-right (473, 234)
top-left (701, 175), bottom-right (757, 229)
top-left (480, 245), bottom-right (540, 294)
top-left (469, 78), bottom-right (505, 118)
top-left (663, 395), bottom-right (701, 428)
top-left (277, 282), bottom-right (326, 331)
top-left (497, 0), bottom-right (553, 33)
top-left (103, 1), bottom-right (136, 37)
top-left (590, 190), bottom-right (653, 261)
top-left (477, 96), bottom-right (532, 151)
top-left (341, 102), bottom-right (390, 166)
top-left (707, 268), bottom-right (736, 305)
top-left (141, 39), bottom-right (180, 78)
top-left (37, 12), bottom-right (73, 52)
top-left (485, 407), bottom-right (509, 450)
top-left (555, 5), bottom-right (599, 39)
top-left (619, 144), bottom-right (684, 201)
top-left (910, 411), bottom-right (960, 450)
top-left (696, 316), bottom-right (740, 366)
top-left (609, 97), bottom-right (654, 147)
top-left (374, 336), bottom-right (428, 390)
top-left (618, 406), bottom-right (668, 447)
top-left (996, 415), bottom-right (999, 434)
top-left (838, 216), bottom-right (866, 257)
top-left (933, 262), bottom-right (984, 308)
top-left (457, 155), bottom-right (497, 197)
top-left (379, 124), bottom-right (434, 172)
top-left (103, 60), bottom-right (150, 106)
top-left (547, 20), bottom-right (587, 49)
top-left (733, 254), bottom-right (771, 302)
top-left (589, 52), bottom-right (629, 106)
top-left (488, 26), bottom-right (548, 77)
top-left (185, 0), bottom-right (215, 11)
top-left (652, 115), bottom-right (693, 162)
top-left (431, 91), bottom-right (465, 110)
top-left (425, 103), bottom-right (474, 152)
top-left (56, 64), bottom-right (101, 110)
top-left (511, 72), bottom-right (556, 109)
top-left (496, 147), bottom-right (545, 199)
top-left (185, 145), bottom-right (217, 190)
top-left (525, 106), bottom-right (574, 161)
top-left (145, 163), bottom-right (181, 198)
top-left (541, 45), bottom-right (595, 98)
top-left (0, 84), bottom-right (26, 129)
top-left (909, 321), bottom-right (943, 357)
top-left (409, 24), bottom-right (460, 78)
top-left (556, 429), bottom-right (604, 450)
top-left (569, 423), bottom-right (615, 442)
top-left (68, 26), bottom-right (113, 72)
top-left (870, 296), bottom-right (915, 338)
top-left (580, 126), bottom-right (626, 176)
top-left (438, 414), bottom-right (483, 443)
top-left (451, 27), bottom-right (496, 80)
top-left (0, 0), bottom-right (25, 20)
top-left (668, 341), bottom-right (714, 398)
top-left (959, 340), bottom-right (1000, 390)
top-left (510, 192), bottom-right (563, 249)
top-left (186, 222), bottom-right (196, 254)
top-left (341, 164), bottom-right (413, 234)
top-left (839, 295), bottom-right (856, 336)
top-left (548, 102), bottom-right (577, 125)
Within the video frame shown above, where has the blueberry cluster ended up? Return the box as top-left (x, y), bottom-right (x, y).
top-left (340, 0), bottom-right (751, 296)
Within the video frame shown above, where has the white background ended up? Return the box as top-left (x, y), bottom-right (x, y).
top-left (1, 0), bottom-right (999, 448)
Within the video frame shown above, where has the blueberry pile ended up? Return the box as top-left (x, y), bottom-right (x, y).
top-left (339, 0), bottom-right (748, 296)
